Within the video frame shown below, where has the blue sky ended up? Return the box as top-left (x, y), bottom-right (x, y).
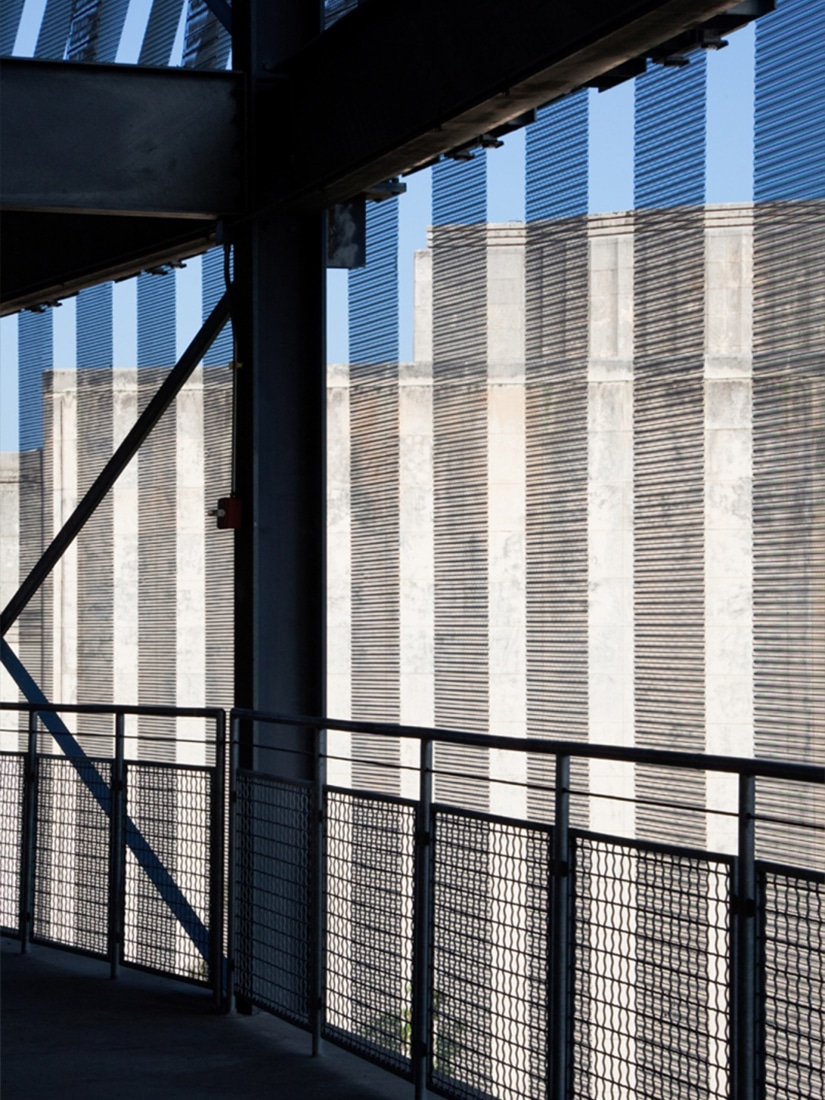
top-left (0, 15), bottom-right (755, 449)
top-left (328, 24), bottom-right (755, 364)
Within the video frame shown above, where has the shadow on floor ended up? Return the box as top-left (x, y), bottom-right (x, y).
top-left (1, 938), bottom-right (408, 1099)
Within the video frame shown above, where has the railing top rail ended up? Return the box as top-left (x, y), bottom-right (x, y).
top-left (230, 708), bottom-right (825, 785)
top-left (0, 700), bottom-right (224, 721)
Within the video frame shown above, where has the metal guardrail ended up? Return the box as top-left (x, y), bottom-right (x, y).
top-left (1, 701), bottom-right (821, 1097)
top-left (0, 701), bottom-right (226, 1006)
top-left (229, 709), bottom-right (824, 1100)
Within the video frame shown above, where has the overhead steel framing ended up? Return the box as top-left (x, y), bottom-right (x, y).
top-left (1, 0), bottom-right (764, 313)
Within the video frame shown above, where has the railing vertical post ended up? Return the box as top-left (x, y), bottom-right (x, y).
top-left (310, 724), bottom-right (327, 1055)
top-left (108, 711), bottom-right (126, 979)
top-left (19, 708), bottom-right (38, 953)
top-left (733, 771), bottom-right (756, 1100)
top-left (549, 753), bottom-right (571, 1100)
top-left (210, 709), bottom-right (227, 1010)
top-left (226, 713), bottom-right (239, 1013)
top-left (412, 735), bottom-right (434, 1100)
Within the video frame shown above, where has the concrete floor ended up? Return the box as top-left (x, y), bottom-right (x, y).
top-left (1, 938), bottom-right (410, 1099)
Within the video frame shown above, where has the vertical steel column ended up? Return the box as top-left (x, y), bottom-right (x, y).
top-left (732, 772), bottom-right (757, 1100)
top-left (19, 708), bottom-right (38, 953)
top-left (232, 0), bottom-right (326, 782)
top-left (210, 709), bottom-right (227, 1010)
top-left (412, 736), bottom-right (434, 1100)
top-left (232, 0), bottom-right (325, 1022)
top-left (310, 724), bottom-right (327, 1055)
top-left (549, 753), bottom-right (571, 1100)
top-left (108, 711), bottom-right (126, 979)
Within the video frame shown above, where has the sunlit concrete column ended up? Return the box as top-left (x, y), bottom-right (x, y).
top-left (112, 367), bottom-right (139, 754)
top-left (327, 361), bottom-right (352, 786)
top-left (398, 355), bottom-right (434, 799)
top-left (49, 370), bottom-right (78, 707)
top-left (485, 226), bottom-right (529, 1096)
top-left (43, 370), bottom-right (78, 941)
top-left (413, 248), bottom-right (433, 368)
top-left (176, 366), bottom-right (206, 762)
top-left (704, 204), bottom-right (754, 856)
top-left (586, 215), bottom-right (637, 1100)
top-left (587, 213), bottom-right (635, 840)
top-left (174, 362), bottom-right (208, 975)
top-left (703, 206), bottom-right (754, 1100)
top-left (0, 454), bottom-right (20, 749)
top-left (396, 247), bottom-right (436, 798)
top-left (486, 225), bottom-right (527, 819)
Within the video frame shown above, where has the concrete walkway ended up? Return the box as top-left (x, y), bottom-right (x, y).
top-left (1, 938), bottom-right (409, 1099)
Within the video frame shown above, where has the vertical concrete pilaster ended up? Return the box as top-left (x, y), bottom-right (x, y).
top-left (112, 368), bottom-right (139, 754)
top-left (327, 361), bottom-right (352, 787)
top-left (587, 215), bottom-right (635, 840)
top-left (49, 371), bottom-right (78, 708)
top-left (176, 367), bottom-right (206, 762)
top-left (704, 206), bottom-right (755, 856)
top-left (0, 453), bottom-right (21, 747)
top-left (398, 356), bottom-right (434, 798)
top-left (487, 226), bottom-right (527, 818)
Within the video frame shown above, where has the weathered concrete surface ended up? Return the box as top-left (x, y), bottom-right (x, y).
top-left (1, 938), bottom-right (408, 1100)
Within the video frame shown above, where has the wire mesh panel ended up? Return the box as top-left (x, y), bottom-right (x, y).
top-left (0, 753), bottom-right (25, 932)
top-left (32, 756), bottom-right (112, 957)
top-left (324, 789), bottom-right (415, 1075)
top-left (430, 808), bottom-right (551, 1100)
top-left (123, 762), bottom-right (212, 984)
top-left (234, 772), bottom-right (312, 1024)
top-left (758, 866), bottom-right (824, 1100)
top-left (572, 835), bottom-right (731, 1100)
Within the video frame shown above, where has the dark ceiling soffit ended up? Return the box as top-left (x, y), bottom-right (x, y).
top-left (0, 0), bottom-right (751, 311)
top-left (272, 0), bottom-right (747, 210)
top-left (0, 58), bottom-right (244, 218)
top-left (0, 213), bottom-right (215, 317)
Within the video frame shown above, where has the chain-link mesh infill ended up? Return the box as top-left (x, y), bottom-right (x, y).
top-left (325, 789), bottom-right (415, 1075)
top-left (0, 753), bottom-right (24, 932)
top-left (759, 867), bottom-right (824, 1100)
top-left (430, 809), bottom-right (551, 1100)
top-left (123, 763), bottom-right (212, 983)
top-left (32, 756), bottom-right (111, 956)
top-left (234, 772), bottom-right (312, 1023)
top-left (573, 836), bottom-right (730, 1100)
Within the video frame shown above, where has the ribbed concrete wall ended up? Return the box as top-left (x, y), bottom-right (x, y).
top-left (328, 202), bottom-right (823, 854)
top-left (7, 205), bottom-right (819, 851)
top-left (29, 366), bottom-right (234, 761)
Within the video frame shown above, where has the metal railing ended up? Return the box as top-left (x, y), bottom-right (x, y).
top-left (0, 701), bottom-right (226, 1006)
top-left (1, 700), bottom-right (821, 1098)
top-left (229, 710), bottom-right (824, 1100)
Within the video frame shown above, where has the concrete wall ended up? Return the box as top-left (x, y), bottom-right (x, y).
top-left (328, 202), bottom-right (822, 851)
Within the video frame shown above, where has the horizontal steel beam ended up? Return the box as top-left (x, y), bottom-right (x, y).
top-left (0, 0), bottom-right (755, 309)
top-left (0, 58), bottom-right (243, 218)
top-left (271, 0), bottom-right (746, 209)
top-left (0, 211), bottom-right (215, 316)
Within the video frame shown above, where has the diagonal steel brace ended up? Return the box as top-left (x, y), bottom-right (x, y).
top-left (2, 638), bottom-right (212, 960)
top-left (1, 289), bottom-right (231, 637)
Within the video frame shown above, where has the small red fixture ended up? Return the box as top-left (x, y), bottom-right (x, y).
top-left (209, 496), bottom-right (242, 530)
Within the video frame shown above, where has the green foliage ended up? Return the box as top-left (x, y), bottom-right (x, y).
top-left (362, 984), bottom-right (466, 1077)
